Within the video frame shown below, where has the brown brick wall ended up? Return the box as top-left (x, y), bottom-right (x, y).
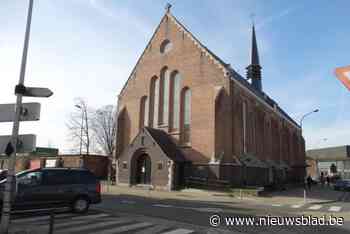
top-left (115, 13), bottom-right (306, 186)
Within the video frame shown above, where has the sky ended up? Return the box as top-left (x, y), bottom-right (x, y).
top-left (0, 0), bottom-right (349, 153)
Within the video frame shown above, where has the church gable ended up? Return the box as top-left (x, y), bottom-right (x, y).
top-left (119, 10), bottom-right (230, 101)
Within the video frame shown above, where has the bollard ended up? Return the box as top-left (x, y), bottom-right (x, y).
top-left (49, 209), bottom-right (55, 234)
top-left (240, 189), bottom-right (242, 200)
top-left (303, 189), bottom-right (306, 204)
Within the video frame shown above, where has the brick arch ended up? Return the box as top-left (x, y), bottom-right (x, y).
top-left (130, 148), bottom-right (151, 185)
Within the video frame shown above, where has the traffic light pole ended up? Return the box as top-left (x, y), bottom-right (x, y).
top-left (0, 0), bottom-right (34, 233)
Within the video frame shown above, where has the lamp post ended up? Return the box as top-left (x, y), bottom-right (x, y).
top-left (75, 104), bottom-right (83, 155)
top-left (299, 109), bottom-right (319, 130)
top-left (299, 108), bottom-right (319, 204)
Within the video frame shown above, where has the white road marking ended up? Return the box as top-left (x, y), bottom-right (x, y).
top-left (195, 207), bottom-right (224, 212)
top-left (134, 224), bottom-right (170, 234)
top-left (328, 206), bottom-right (342, 212)
top-left (71, 213), bottom-right (109, 220)
top-left (153, 204), bottom-right (174, 208)
top-left (98, 222), bottom-right (153, 234)
top-left (271, 204), bottom-right (282, 207)
top-left (56, 219), bottom-right (130, 233)
top-left (121, 200), bottom-right (136, 204)
top-left (308, 205), bottom-right (322, 210)
top-left (291, 204), bottom-right (304, 208)
top-left (11, 215), bottom-right (50, 224)
top-left (161, 228), bottom-right (194, 234)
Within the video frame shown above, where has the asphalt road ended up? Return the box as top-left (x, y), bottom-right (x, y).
top-left (93, 193), bottom-right (350, 234)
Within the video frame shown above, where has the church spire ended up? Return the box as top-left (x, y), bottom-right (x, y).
top-left (246, 23), bottom-right (262, 92)
top-left (251, 24), bottom-right (260, 65)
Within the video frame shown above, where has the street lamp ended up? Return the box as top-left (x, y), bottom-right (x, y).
top-left (299, 109), bottom-right (319, 130)
top-left (299, 108), bottom-right (319, 204)
top-left (75, 104), bottom-right (83, 155)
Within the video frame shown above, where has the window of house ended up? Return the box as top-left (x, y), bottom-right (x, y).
top-left (160, 39), bottom-right (172, 54)
top-left (122, 161), bottom-right (127, 169)
top-left (242, 101), bottom-right (247, 153)
top-left (158, 162), bottom-right (163, 170)
top-left (171, 72), bottom-right (181, 130)
top-left (161, 68), bottom-right (170, 125)
top-left (150, 77), bottom-right (160, 127)
top-left (181, 88), bottom-right (191, 144)
top-left (139, 96), bottom-right (149, 129)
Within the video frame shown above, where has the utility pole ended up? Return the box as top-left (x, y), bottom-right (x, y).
top-left (0, 0), bottom-right (34, 232)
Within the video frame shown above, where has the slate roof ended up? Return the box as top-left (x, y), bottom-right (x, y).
top-left (144, 127), bottom-right (186, 162)
top-left (306, 145), bottom-right (350, 161)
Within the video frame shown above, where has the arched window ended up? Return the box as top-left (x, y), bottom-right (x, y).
top-left (116, 107), bottom-right (130, 156)
top-left (149, 76), bottom-right (159, 127)
top-left (181, 88), bottom-right (191, 144)
top-left (215, 90), bottom-right (226, 158)
top-left (170, 71), bottom-right (181, 131)
top-left (242, 101), bottom-right (247, 154)
top-left (160, 67), bottom-right (170, 125)
top-left (160, 39), bottom-right (172, 54)
top-left (139, 96), bottom-right (148, 129)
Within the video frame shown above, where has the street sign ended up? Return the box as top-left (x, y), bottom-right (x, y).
top-left (23, 87), bottom-right (53, 98)
top-left (0, 134), bottom-right (36, 154)
top-left (335, 65), bottom-right (350, 91)
top-left (0, 102), bottom-right (41, 122)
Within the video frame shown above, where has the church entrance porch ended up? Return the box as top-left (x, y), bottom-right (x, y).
top-left (135, 153), bottom-right (151, 184)
top-left (130, 152), bottom-right (152, 185)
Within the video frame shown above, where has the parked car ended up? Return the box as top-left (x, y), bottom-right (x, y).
top-left (334, 179), bottom-right (350, 191)
top-left (0, 169), bottom-right (8, 181)
top-left (0, 167), bottom-right (101, 213)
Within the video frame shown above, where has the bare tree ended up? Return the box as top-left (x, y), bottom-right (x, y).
top-left (90, 105), bottom-right (116, 156)
top-left (66, 98), bottom-right (91, 155)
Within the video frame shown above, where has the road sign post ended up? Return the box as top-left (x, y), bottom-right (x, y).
top-left (1, 1), bottom-right (34, 232)
top-left (0, 103), bottom-right (41, 122)
top-left (0, 135), bottom-right (36, 154)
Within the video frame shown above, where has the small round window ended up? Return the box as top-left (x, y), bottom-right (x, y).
top-left (160, 39), bottom-right (172, 54)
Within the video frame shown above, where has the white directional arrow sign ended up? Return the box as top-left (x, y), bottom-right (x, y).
top-left (23, 87), bottom-right (53, 97)
top-left (0, 103), bottom-right (41, 122)
top-left (0, 134), bottom-right (36, 154)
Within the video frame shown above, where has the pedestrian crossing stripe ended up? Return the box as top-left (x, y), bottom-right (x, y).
top-left (291, 204), bottom-right (304, 208)
top-left (271, 204), bottom-right (282, 207)
top-left (308, 205), bottom-right (322, 210)
top-left (162, 228), bottom-right (194, 234)
top-left (97, 222), bottom-right (154, 234)
top-left (10, 212), bottom-right (197, 234)
top-left (328, 206), bottom-right (342, 212)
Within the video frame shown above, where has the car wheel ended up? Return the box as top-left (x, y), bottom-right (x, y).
top-left (72, 197), bottom-right (90, 213)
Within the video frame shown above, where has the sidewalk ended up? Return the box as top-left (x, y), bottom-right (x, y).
top-left (101, 183), bottom-right (344, 206)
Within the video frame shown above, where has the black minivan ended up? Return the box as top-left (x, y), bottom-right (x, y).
top-left (0, 167), bottom-right (101, 213)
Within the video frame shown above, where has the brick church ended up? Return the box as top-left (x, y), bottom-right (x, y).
top-left (115, 7), bottom-right (306, 190)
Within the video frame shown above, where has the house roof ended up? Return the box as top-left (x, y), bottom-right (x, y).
top-left (144, 127), bottom-right (186, 162)
top-left (118, 10), bottom-right (300, 129)
top-left (306, 145), bottom-right (350, 161)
